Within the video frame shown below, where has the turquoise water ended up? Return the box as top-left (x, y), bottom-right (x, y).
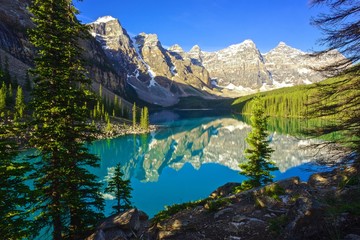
top-left (89, 112), bottom-right (332, 217)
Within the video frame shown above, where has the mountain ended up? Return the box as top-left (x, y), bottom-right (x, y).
top-left (88, 16), bottom-right (346, 105)
top-left (0, 3), bottom-right (346, 108)
top-left (0, 1), bottom-right (133, 110)
top-left (199, 40), bottom-right (271, 89)
top-left (263, 42), bottom-right (345, 87)
top-left (192, 40), bottom-right (346, 92)
top-left (89, 16), bottom-right (214, 107)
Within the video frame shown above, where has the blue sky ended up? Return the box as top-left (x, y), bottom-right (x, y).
top-left (75, 0), bottom-right (327, 53)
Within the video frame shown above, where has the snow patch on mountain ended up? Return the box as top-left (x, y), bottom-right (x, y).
top-left (272, 79), bottom-right (294, 88)
top-left (94, 16), bottom-right (117, 24)
top-left (223, 83), bottom-right (254, 92)
top-left (130, 36), bottom-right (158, 88)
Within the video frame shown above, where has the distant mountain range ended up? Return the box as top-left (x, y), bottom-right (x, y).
top-left (89, 16), bottom-right (345, 106)
top-left (0, 0), bottom-right (346, 107)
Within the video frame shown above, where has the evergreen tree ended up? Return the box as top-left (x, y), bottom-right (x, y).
top-left (140, 107), bottom-right (144, 129)
top-left (105, 163), bottom-right (133, 213)
top-left (238, 96), bottom-right (278, 191)
top-left (132, 102), bottom-right (137, 128)
top-left (0, 83), bottom-right (6, 114)
top-left (0, 97), bottom-right (32, 239)
top-left (143, 106), bottom-right (149, 130)
top-left (309, 0), bottom-right (360, 158)
top-left (14, 85), bottom-right (25, 121)
top-left (113, 95), bottom-right (118, 117)
top-left (105, 112), bottom-right (112, 132)
top-left (28, 0), bottom-right (104, 239)
top-left (311, 0), bottom-right (359, 70)
top-left (140, 107), bottom-right (149, 130)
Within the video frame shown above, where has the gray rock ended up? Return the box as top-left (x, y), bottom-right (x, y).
top-left (87, 208), bottom-right (149, 240)
top-left (214, 207), bottom-right (233, 219)
top-left (201, 40), bottom-right (270, 89)
top-left (98, 208), bottom-right (141, 231)
top-left (284, 197), bottom-right (326, 239)
top-left (344, 234), bottom-right (360, 240)
top-left (232, 215), bottom-right (248, 222)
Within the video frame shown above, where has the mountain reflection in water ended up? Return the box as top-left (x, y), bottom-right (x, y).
top-left (91, 116), bottom-right (332, 182)
top-left (89, 114), bottom-right (335, 216)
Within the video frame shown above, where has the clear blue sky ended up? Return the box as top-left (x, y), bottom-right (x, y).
top-left (75, 0), bottom-right (327, 53)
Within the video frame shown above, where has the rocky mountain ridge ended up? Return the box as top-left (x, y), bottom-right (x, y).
top-left (0, 1), bottom-right (347, 108)
top-left (88, 16), bottom-right (346, 106)
top-left (89, 16), bottom-right (214, 107)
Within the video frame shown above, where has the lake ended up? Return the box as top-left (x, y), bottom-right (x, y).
top-left (89, 110), bottom-right (334, 217)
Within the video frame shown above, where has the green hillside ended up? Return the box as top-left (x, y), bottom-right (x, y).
top-left (232, 67), bottom-right (359, 150)
top-left (231, 76), bottom-right (345, 118)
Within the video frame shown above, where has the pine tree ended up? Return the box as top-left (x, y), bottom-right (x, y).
top-left (0, 95), bottom-right (32, 239)
top-left (143, 106), bottom-right (149, 130)
top-left (113, 95), bottom-right (118, 117)
top-left (140, 107), bottom-right (144, 129)
top-left (105, 163), bottom-right (133, 213)
top-left (28, 0), bottom-right (104, 239)
top-left (309, 0), bottom-right (360, 158)
top-left (238, 96), bottom-right (278, 191)
top-left (0, 83), bottom-right (6, 114)
top-left (132, 102), bottom-right (137, 129)
top-left (105, 112), bottom-right (112, 132)
top-left (14, 85), bottom-right (25, 121)
top-left (140, 107), bottom-right (149, 130)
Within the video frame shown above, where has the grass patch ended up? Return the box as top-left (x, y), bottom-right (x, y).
top-left (152, 196), bottom-right (234, 223)
top-left (264, 184), bottom-right (286, 201)
top-left (204, 198), bottom-right (232, 212)
top-left (152, 199), bottom-right (208, 223)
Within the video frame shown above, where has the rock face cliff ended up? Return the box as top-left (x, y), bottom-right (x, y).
top-left (0, 0), bottom-right (33, 84)
top-left (263, 42), bottom-right (345, 87)
top-left (89, 17), bottom-right (213, 107)
top-left (200, 40), bottom-right (271, 89)
top-left (192, 40), bottom-right (345, 92)
top-left (0, 1), bottom-right (129, 104)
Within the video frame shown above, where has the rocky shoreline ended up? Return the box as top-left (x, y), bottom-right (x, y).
top-left (93, 121), bottom-right (158, 140)
top-left (87, 163), bottom-right (360, 240)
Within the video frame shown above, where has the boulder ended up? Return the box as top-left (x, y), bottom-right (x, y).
top-left (87, 208), bottom-right (149, 240)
